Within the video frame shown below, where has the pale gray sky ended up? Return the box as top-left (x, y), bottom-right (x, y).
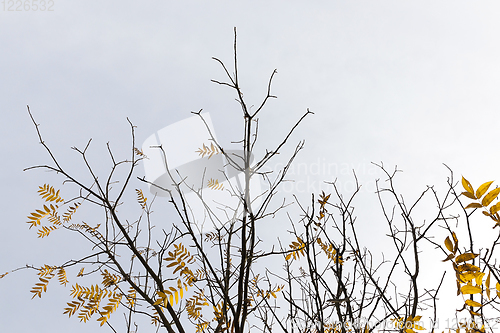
top-left (2, 1), bottom-right (500, 332)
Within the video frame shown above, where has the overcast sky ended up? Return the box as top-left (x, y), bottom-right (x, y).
top-left (2, 1), bottom-right (500, 332)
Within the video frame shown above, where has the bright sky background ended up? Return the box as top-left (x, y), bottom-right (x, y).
top-left (2, 1), bottom-right (500, 332)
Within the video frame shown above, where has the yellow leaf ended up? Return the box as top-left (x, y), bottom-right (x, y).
top-left (462, 192), bottom-right (477, 199)
top-left (461, 285), bottom-right (482, 295)
top-left (444, 237), bottom-right (454, 252)
top-left (462, 176), bottom-right (475, 195)
top-left (469, 310), bottom-right (481, 317)
top-left (455, 253), bottom-right (479, 264)
top-left (475, 272), bottom-right (485, 286)
top-left (482, 187), bottom-right (500, 207)
top-left (442, 253), bottom-right (455, 262)
top-left (465, 203), bottom-right (483, 209)
top-left (457, 263), bottom-right (480, 272)
top-left (97, 316), bottom-right (107, 326)
top-left (465, 299), bottom-right (482, 307)
top-left (452, 232), bottom-right (459, 251)
top-left (496, 282), bottom-right (500, 292)
top-left (490, 201), bottom-right (500, 215)
top-left (476, 181), bottom-right (494, 199)
top-left (459, 272), bottom-right (476, 283)
top-left (486, 271), bottom-right (491, 299)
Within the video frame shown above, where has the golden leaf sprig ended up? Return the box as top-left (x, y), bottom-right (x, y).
top-left (135, 189), bottom-right (147, 209)
top-left (316, 238), bottom-right (343, 265)
top-left (101, 269), bottom-right (121, 288)
top-left (154, 243), bottom-right (199, 308)
top-left (186, 290), bottom-right (209, 320)
top-left (97, 293), bottom-right (123, 326)
top-left (461, 176), bottom-right (500, 227)
top-left (442, 233), bottom-right (487, 316)
top-left (30, 265), bottom-right (61, 299)
top-left (57, 268), bottom-right (69, 287)
top-left (134, 147), bottom-right (148, 158)
top-left (256, 284), bottom-right (284, 300)
top-left (125, 286), bottom-right (136, 307)
top-left (154, 279), bottom-right (188, 307)
top-left (317, 191), bottom-right (330, 221)
top-left (64, 283), bottom-right (124, 324)
top-left (285, 237), bottom-right (306, 261)
top-left (27, 185), bottom-right (80, 239)
top-left (204, 231), bottom-right (221, 243)
top-left (164, 243), bottom-right (197, 285)
top-left (196, 321), bottom-right (210, 333)
top-left (213, 302), bottom-right (232, 332)
top-left (38, 184), bottom-right (64, 203)
top-left (196, 142), bottom-right (221, 159)
top-left (27, 204), bottom-right (58, 230)
top-left (62, 203), bottom-right (80, 223)
top-left (207, 178), bottom-right (224, 190)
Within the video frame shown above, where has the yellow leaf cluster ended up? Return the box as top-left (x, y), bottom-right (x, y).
top-left (125, 286), bottom-right (136, 307)
top-left (256, 284), bottom-right (284, 300)
top-left (97, 293), bottom-right (122, 326)
top-left (27, 204), bottom-right (58, 229)
top-left (154, 279), bottom-right (188, 307)
top-left (207, 178), bottom-right (224, 190)
top-left (186, 290), bottom-right (208, 320)
top-left (213, 302), bottom-right (233, 332)
top-left (462, 176), bottom-right (500, 227)
top-left (30, 265), bottom-right (68, 298)
top-left (442, 233), bottom-right (487, 314)
top-left (195, 321), bottom-right (210, 332)
top-left (64, 283), bottom-right (123, 324)
top-left (38, 184), bottom-right (64, 203)
top-left (317, 237), bottom-right (343, 265)
top-left (164, 243), bottom-right (197, 285)
top-left (133, 147), bottom-right (148, 158)
top-left (135, 189), bottom-right (147, 209)
top-left (27, 185), bottom-right (81, 239)
top-left (101, 269), bottom-right (121, 288)
top-left (37, 225), bottom-right (58, 238)
top-left (31, 276), bottom-right (51, 299)
top-left (196, 142), bottom-right (221, 159)
top-left (317, 191), bottom-right (330, 221)
top-left (62, 203), bottom-right (79, 223)
top-left (57, 268), bottom-right (69, 286)
top-left (204, 231), bottom-right (220, 243)
top-left (285, 237), bottom-right (306, 261)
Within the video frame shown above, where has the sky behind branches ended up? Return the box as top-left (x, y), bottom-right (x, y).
top-left (2, 1), bottom-right (500, 332)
